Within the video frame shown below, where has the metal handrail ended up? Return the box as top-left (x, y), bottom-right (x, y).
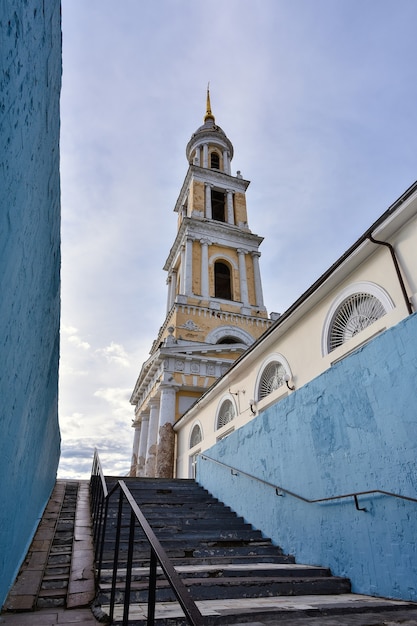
top-left (200, 454), bottom-right (417, 512)
top-left (90, 451), bottom-right (205, 626)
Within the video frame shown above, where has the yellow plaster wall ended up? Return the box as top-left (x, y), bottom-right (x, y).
top-left (234, 192), bottom-right (248, 224)
top-left (192, 240), bottom-right (201, 295)
top-left (246, 254), bottom-right (256, 306)
top-left (190, 180), bottom-right (205, 215)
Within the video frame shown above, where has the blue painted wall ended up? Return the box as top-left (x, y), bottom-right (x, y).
top-left (0, 1), bottom-right (62, 608)
top-left (197, 313), bottom-right (417, 601)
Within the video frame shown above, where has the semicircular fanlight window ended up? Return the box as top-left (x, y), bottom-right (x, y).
top-left (258, 361), bottom-right (286, 400)
top-left (189, 423), bottom-right (202, 448)
top-left (216, 399), bottom-right (235, 429)
top-left (328, 292), bottom-right (386, 352)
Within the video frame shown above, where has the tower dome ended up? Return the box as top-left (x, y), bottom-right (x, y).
top-left (186, 89), bottom-right (234, 167)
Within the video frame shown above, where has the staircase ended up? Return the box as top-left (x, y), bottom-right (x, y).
top-left (95, 477), bottom-right (416, 625)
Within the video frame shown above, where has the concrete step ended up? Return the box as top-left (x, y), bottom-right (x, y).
top-left (99, 562), bottom-right (334, 582)
top-left (98, 574), bottom-right (352, 604)
top-left (102, 594), bottom-right (417, 625)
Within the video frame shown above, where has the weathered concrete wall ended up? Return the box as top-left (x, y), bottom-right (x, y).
top-left (197, 313), bottom-right (417, 601)
top-left (0, 1), bottom-right (62, 608)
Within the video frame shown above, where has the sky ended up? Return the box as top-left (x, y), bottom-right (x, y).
top-left (58, 0), bottom-right (417, 478)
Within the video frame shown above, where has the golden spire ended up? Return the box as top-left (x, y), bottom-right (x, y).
top-left (204, 83), bottom-right (215, 123)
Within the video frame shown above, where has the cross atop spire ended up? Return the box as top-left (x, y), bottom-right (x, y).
top-left (204, 83), bottom-right (215, 123)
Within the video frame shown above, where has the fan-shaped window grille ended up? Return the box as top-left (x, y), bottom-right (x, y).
top-left (216, 399), bottom-right (235, 429)
top-left (328, 292), bottom-right (387, 352)
top-left (189, 424), bottom-right (202, 448)
top-left (258, 361), bottom-right (286, 400)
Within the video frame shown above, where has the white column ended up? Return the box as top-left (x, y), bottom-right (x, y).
top-left (130, 418), bottom-right (141, 476)
top-left (223, 149), bottom-right (230, 174)
top-left (137, 412), bottom-right (149, 476)
top-left (205, 183), bottom-right (212, 219)
top-left (170, 270), bottom-right (177, 307)
top-left (252, 251), bottom-right (265, 308)
top-left (158, 386), bottom-right (177, 432)
top-left (184, 237), bottom-right (193, 296)
top-left (156, 385), bottom-right (177, 478)
top-left (145, 399), bottom-right (160, 477)
top-left (203, 143), bottom-right (208, 168)
top-left (238, 248), bottom-right (249, 306)
top-left (226, 190), bottom-right (234, 224)
top-left (179, 245), bottom-right (185, 295)
top-left (166, 275), bottom-right (173, 314)
top-left (200, 238), bottom-right (210, 299)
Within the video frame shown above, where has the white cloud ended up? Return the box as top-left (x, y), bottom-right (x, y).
top-left (96, 342), bottom-right (130, 368)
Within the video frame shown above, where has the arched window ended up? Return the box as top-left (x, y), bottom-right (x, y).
top-left (216, 336), bottom-right (241, 344)
top-left (214, 261), bottom-right (232, 300)
top-left (189, 423), bottom-right (202, 448)
top-left (210, 152), bottom-right (220, 169)
top-left (257, 360), bottom-right (286, 400)
top-left (323, 283), bottom-right (393, 355)
top-left (216, 399), bottom-right (236, 430)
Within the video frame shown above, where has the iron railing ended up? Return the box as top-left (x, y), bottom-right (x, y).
top-left (90, 450), bottom-right (205, 626)
top-left (200, 454), bottom-right (417, 512)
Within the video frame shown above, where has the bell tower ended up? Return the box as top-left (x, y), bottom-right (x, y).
top-left (130, 91), bottom-right (272, 478)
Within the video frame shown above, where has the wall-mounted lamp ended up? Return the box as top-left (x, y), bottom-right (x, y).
top-left (283, 374), bottom-right (295, 391)
top-left (249, 399), bottom-right (257, 415)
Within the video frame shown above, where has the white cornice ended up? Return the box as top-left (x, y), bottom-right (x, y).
top-left (163, 217), bottom-right (264, 271)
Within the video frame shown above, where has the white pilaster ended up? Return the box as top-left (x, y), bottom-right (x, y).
top-left (238, 248), bottom-right (249, 306)
top-left (166, 274), bottom-right (173, 314)
top-left (223, 149), bottom-right (230, 174)
top-left (252, 251), bottom-right (265, 308)
top-left (170, 270), bottom-right (177, 308)
top-left (180, 244), bottom-right (185, 295)
top-left (226, 190), bottom-right (234, 224)
top-left (137, 412), bottom-right (149, 476)
top-left (205, 183), bottom-right (212, 219)
top-left (203, 143), bottom-right (208, 168)
top-left (184, 236), bottom-right (193, 296)
top-left (158, 385), bottom-right (177, 432)
top-left (200, 238), bottom-right (210, 299)
top-left (145, 399), bottom-right (160, 477)
top-left (130, 419), bottom-right (141, 477)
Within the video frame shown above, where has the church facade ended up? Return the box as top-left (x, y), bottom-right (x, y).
top-left (129, 93), bottom-right (274, 478)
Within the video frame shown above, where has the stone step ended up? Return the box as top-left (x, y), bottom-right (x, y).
top-left (100, 553), bottom-right (295, 569)
top-left (98, 574), bottom-right (351, 604)
top-left (102, 595), bottom-right (417, 626)
top-left (100, 562), bottom-right (333, 583)
top-left (99, 541), bottom-right (279, 563)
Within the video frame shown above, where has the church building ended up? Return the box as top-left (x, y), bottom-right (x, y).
top-left (129, 92), bottom-right (274, 478)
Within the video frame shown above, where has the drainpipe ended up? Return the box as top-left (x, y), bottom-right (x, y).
top-left (367, 234), bottom-right (413, 315)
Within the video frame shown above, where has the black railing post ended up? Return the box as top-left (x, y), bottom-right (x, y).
top-left (93, 490), bottom-right (104, 558)
top-left (109, 488), bottom-right (124, 624)
top-left (148, 548), bottom-right (157, 626)
top-left (97, 496), bottom-right (109, 579)
top-left (122, 509), bottom-right (136, 626)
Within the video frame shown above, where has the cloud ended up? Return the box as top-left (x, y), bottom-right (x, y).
top-left (62, 324), bottom-right (91, 350)
top-left (96, 342), bottom-right (130, 367)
